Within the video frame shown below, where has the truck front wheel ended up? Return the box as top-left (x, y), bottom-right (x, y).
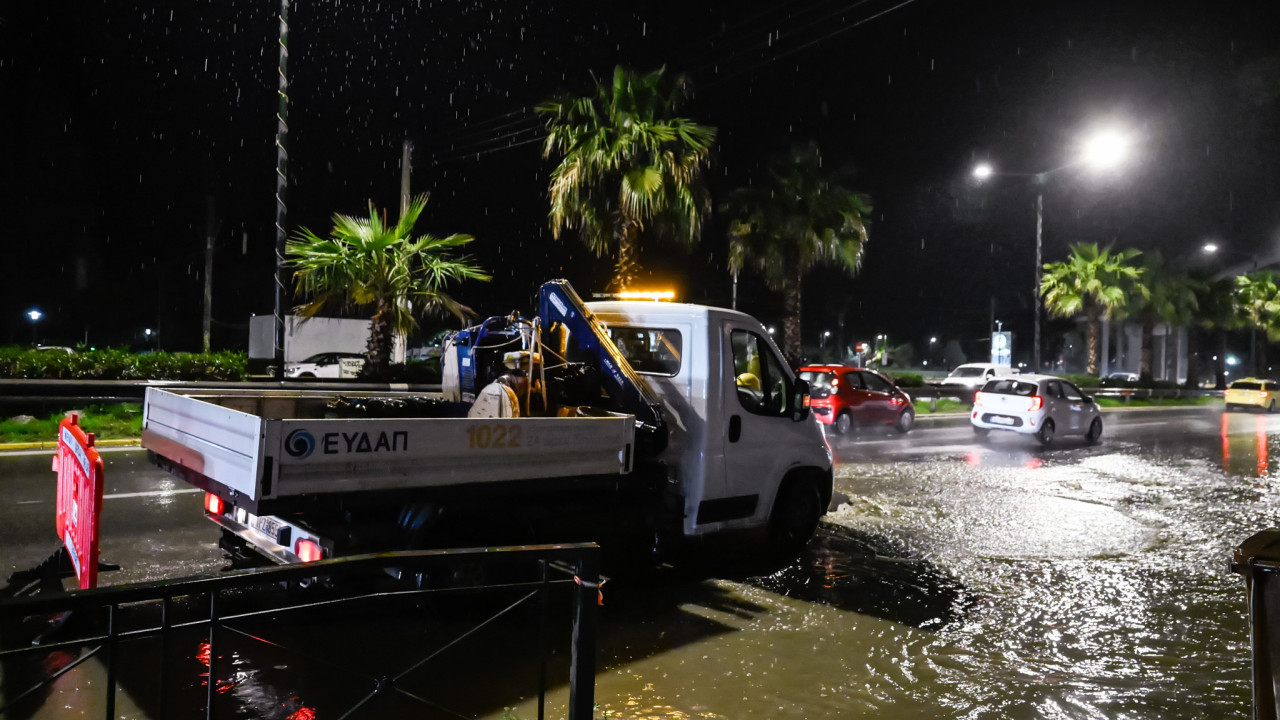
top-left (769, 481), bottom-right (822, 554)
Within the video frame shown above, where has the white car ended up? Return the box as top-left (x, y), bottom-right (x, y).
top-left (971, 374), bottom-right (1103, 445)
top-left (284, 352), bottom-right (366, 379)
top-left (941, 363), bottom-right (1018, 400)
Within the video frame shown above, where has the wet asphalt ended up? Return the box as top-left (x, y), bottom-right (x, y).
top-left (0, 405), bottom-right (1272, 719)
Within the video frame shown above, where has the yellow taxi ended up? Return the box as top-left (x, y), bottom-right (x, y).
top-left (1225, 378), bottom-right (1280, 412)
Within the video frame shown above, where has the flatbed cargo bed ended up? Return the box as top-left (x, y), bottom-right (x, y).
top-left (142, 387), bottom-right (636, 514)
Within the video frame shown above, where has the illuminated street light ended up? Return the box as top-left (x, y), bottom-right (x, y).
top-left (972, 123), bottom-right (1135, 372)
top-left (1081, 127), bottom-right (1130, 172)
top-left (26, 308), bottom-right (42, 345)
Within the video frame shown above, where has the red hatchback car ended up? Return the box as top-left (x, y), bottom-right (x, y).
top-left (797, 365), bottom-right (915, 435)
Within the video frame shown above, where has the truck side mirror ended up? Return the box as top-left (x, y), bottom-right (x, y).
top-left (792, 379), bottom-right (811, 422)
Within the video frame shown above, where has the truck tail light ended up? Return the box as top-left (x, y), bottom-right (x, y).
top-left (295, 539), bottom-right (324, 563)
top-left (204, 493), bottom-right (226, 516)
top-left (1029, 396), bottom-right (1044, 412)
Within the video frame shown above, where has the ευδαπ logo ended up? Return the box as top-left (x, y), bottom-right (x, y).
top-left (284, 429), bottom-right (316, 458)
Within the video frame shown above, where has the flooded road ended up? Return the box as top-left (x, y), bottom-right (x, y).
top-left (1, 407), bottom-right (1273, 719)
top-left (533, 408), bottom-right (1268, 719)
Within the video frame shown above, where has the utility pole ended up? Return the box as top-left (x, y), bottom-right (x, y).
top-left (272, 0), bottom-right (291, 380)
top-left (1034, 192), bottom-right (1043, 373)
top-left (400, 138), bottom-right (413, 215)
top-left (202, 191), bottom-right (216, 353)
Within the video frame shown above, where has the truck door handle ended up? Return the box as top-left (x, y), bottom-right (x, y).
top-left (729, 415), bottom-right (742, 442)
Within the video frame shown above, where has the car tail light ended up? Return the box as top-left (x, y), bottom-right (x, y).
top-left (1029, 395), bottom-right (1044, 412)
top-left (973, 391), bottom-right (984, 405)
top-left (890, 395), bottom-right (904, 405)
top-left (204, 493), bottom-right (225, 516)
top-left (295, 539), bottom-right (324, 563)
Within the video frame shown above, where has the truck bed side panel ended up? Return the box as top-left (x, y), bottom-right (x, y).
top-left (141, 388), bottom-right (264, 498)
top-left (267, 416), bottom-right (634, 499)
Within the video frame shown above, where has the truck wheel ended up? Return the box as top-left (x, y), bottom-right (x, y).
top-left (1037, 418), bottom-right (1055, 446)
top-left (834, 412), bottom-right (852, 435)
top-left (769, 481), bottom-right (822, 554)
top-left (895, 409), bottom-right (914, 433)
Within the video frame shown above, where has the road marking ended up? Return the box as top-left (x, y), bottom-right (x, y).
top-left (105, 488), bottom-right (203, 501)
top-left (14, 488), bottom-right (202, 505)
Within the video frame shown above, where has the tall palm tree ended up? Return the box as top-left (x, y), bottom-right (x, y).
top-left (288, 194), bottom-right (489, 378)
top-left (725, 144), bottom-right (873, 365)
top-left (1233, 271), bottom-right (1280, 375)
top-left (1134, 255), bottom-right (1201, 383)
top-left (1188, 273), bottom-right (1240, 389)
top-left (538, 66), bottom-right (716, 291)
top-left (1041, 243), bottom-right (1146, 376)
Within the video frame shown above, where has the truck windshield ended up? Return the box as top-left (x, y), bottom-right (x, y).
top-left (607, 327), bottom-right (682, 376)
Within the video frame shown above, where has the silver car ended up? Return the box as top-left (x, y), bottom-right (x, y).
top-left (970, 374), bottom-right (1102, 445)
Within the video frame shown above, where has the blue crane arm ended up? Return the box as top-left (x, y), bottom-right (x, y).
top-left (538, 280), bottom-right (668, 454)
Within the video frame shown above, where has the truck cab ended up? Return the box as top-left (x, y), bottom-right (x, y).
top-left (589, 301), bottom-right (832, 543)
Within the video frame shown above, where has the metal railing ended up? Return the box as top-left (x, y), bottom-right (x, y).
top-left (0, 543), bottom-right (600, 720)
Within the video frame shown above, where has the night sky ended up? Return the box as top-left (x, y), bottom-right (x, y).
top-left (3, 0), bottom-right (1279, 364)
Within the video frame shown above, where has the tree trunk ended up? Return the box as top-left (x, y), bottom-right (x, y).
top-left (782, 243), bottom-right (803, 366)
top-left (1139, 312), bottom-right (1154, 384)
top-left (1086, 305), bottom-right (1101, 376)
top-left (362, 298), bottom-right (395, 379)
top-left (609, 218), bottom-right (642, 292)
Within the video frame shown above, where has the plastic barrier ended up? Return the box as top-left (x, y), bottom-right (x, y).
top-left (51, 414), bottom-right (105, 589)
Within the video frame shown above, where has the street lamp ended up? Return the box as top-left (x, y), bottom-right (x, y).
top-left (972, 125), bottom-right (1135, 373)
top-left (26, 309), bottom-right (42, 345)
top-left (821, 330), bottom-right (831, 355)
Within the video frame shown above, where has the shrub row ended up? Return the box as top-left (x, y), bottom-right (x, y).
top-left (0, 347), bottom-right (248, 381)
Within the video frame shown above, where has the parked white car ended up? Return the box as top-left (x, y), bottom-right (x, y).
top-left (284, 352), bottom-right (366, 379)
top-left (971, 374), bottom-right (1103, 445)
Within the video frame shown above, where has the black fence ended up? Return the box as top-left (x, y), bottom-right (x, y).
top-left (0, 544), bottom-right (600, 720)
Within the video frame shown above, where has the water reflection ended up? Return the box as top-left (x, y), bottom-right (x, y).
top-left (1220, 412), bottom-right (1274, 477)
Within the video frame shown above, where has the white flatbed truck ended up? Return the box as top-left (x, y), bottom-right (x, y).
top-left (143, 281), bottom-right (833, 566)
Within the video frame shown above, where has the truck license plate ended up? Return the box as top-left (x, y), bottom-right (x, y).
top-left (254, 516), bottom-right (282, 539)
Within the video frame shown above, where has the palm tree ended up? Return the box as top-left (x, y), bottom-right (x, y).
top-left (725, 144), bottom-right (872, 365)
top-left (1041, 243), bottom-right (1146, 376)
top-left (1188, 273), bottom-right (1240, 389)
top-left (288, 194), bottom-right (489, 378)
top-left (538, 66), bottom-right (716, 291)
top-left (1233, 271), bottom-right (1280, 375)
top-left (1134, 255), bottom-right (1201, 383)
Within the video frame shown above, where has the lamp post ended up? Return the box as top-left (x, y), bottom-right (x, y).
top-left (26, 309), bottom-right (42, 346)
top-left (820, 330), bottom-right (831, 358)
top-left (972, 125), bottom-right (1133, 374)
